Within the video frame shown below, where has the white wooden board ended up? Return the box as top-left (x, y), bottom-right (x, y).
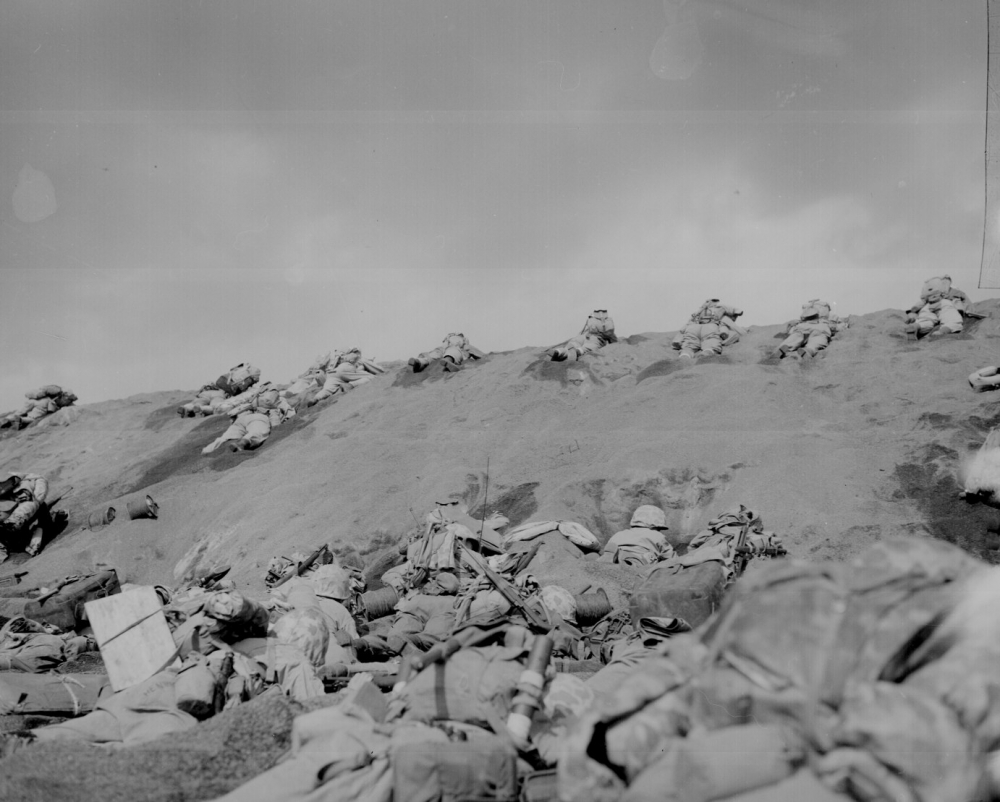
top-left (85, 586), bottom-right (177, 692)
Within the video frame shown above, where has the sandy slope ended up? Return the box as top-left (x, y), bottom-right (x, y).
top-left (1, 302), bottom-right (999, 597)
top-left (3, 303), bottom-right (1000, 802)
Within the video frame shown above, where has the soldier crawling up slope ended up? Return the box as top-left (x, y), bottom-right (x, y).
top-left (776, 299), bottom-right (849, 360)
top-left (904, 275), bottom-right (983, 339)
top-left (0, 385), bottom-right (77, 430)
top-left (177, 362), bottom-right (261, 417)
top-left (280, 348), bottom-right (383, 406)
top-left (407, 332), bottom-right (486, 373)
top-left (201, 382), bottom-right (295, 454)
top-left (549, 310), bottom-right (617, 362)
top-left (671, 298), bottom-right (744, 358)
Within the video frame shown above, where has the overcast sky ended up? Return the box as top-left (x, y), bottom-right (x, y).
top-left (0, 0), bottom-right (990, 410)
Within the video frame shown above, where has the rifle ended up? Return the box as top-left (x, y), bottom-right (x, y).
top-left (732, 534), bottom-right (788, 576)
top-left (270, 543), bottom-right (330, 589)
top-left (476, 457), bottom-right (490, 553)
top-left (732, 518), bottom-right (752, 578)
top-left (457, 542), bottom-right (549, 629)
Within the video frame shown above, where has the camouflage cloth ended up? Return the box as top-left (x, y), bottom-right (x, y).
top-left (272, 608), bottom-right (329, 670)
top-left (557, 537), bottom-right (991, 802)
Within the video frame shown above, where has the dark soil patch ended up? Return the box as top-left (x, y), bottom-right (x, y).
top-left (917, 412), bottom-right (954, 431)
top-left (623, 334), bottom-right (649, 345)
top-left (143, 403), bottom-right (187, 433)
top-left (797, 352), bottom-right (827, 366)
top-left (459, 473), bottom-right (482, 508)
top-left (894, 459), bottom-right (1000, 564)
top-left (391, 357), bottom-right (486, 388)
top-left (0, 691), bottom-right (334, 802)
top-left (636, 359), bottom-right (689, 383)
top-left (690, 354), bottom-right (733, 366)
top-left (924, 442), bottom-right (959, 461)
top-left (469, 482), bottom-right (539, 528)
top-left (521, 359), bottom-right (603, 387)
top-left (966, 411), bottom-right (1000, 435)
top-left (123, 407), bottom-right (323, 494)
top-left (121, 416), bottom-right (230, 494)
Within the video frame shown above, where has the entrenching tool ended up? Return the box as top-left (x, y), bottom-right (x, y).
top-left (0, 571), bottom-right (29, 589)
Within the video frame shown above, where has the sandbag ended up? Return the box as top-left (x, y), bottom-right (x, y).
top-left (392, 726), bottom-right (518, 802)
top-left (32, 668), bottom-right (197, 746)
top-left (630, 561), bottom-right (726, 629)
top-left (0, 632), bottom-right (66, 672)
top-left (502, 521), bottom-right (559, 547)
top-left (0, 570), bottom-right (121, 631)
top-left (390, 645), bottom-right (527, 729)
top-left (556, 521), bottom-right (601, 551)
top-left (25, 385), bottom-right (62, 400)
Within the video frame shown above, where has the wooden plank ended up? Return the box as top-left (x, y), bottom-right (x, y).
top-left (85, 586), bottom-right (177, 692)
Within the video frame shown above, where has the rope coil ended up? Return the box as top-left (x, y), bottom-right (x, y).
top-left (361, 586), bottom-right (398, 620)
top-left (575, 588), bottom-right (612, 627)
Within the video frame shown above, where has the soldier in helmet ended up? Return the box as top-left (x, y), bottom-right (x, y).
top-left (601, 505), bottom-right (674, 566)
top-left (904, 275), bottom-right (982, 339)
top-left (202, 382), bottom-right (295, 453)
top-left (777, 299), bottom-right (849, 359)
top-left (550, 310), bottom-right (618, 362)
top-left (408, 333), bottom-right (486, 373)
top-left (672, 299), bottom-right (744, 358)
top-left (309, 348), bottom-right (384, 403)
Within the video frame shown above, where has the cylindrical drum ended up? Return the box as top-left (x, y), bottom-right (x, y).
top-left (126, 495), bottom-right (159, 520)
top-left (360, 586), bottom-right (398, 620)
top-left (87, 506), bottom-right (116, 530)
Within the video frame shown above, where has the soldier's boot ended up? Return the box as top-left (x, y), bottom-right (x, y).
top-left (409, 357), bottom-right (429, 373)
top-left (229, 438), bottom-right (251, 452)
top-left (442, 358), bottom-right (462, 372)
top-left (551, 349), bottom-right (568, 362)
